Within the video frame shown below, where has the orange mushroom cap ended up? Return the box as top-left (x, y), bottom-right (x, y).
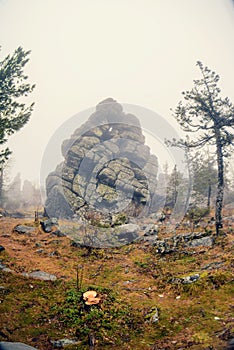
top-left (83, 290), bottom-right (97, 300)
top-left (85, 297), bottom-right (101, 305)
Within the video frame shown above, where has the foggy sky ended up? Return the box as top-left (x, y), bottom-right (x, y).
top-left (0, 0), bottom-right (234, 186)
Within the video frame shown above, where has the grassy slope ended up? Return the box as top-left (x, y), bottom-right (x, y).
top-left (0, 217), bottom-right (233, 350)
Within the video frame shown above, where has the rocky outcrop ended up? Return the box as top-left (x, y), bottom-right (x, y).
top-left (45, 98), bottom-right (158, 222)
top-left (140, 231), bottom-right (214, 252)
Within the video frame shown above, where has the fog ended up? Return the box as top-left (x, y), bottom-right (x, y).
top-left (0, 0), bottom-right (234, 186)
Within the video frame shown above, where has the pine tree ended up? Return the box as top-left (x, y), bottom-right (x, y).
top-left (0, 46), bottom-right (35, 202)
top-left (168, 62), bottom-right (234, 234)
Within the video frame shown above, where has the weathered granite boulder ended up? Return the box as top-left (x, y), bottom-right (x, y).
top-left (13, 225), bottom-right (35, 234)
top-left (45, 98), bottom-right (158, 223)
top-left (0, 342), bottom-right (37, 350)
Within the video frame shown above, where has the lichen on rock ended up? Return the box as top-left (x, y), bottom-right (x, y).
top-left (45, 98), bottom-right (158, 225)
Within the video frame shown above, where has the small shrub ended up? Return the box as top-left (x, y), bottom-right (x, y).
top-left (52, 286), bottom-right (144, 345)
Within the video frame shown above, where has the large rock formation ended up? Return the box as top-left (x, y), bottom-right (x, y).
top-left (45, 98), bottom-right (158, 223)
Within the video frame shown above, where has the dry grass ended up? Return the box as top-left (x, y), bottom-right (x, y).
top-left (0, 214), bottom-right (233, 349)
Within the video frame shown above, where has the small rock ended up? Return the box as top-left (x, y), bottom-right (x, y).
top-left (143, 224), bottom-right (159, 236)
top-left (0, 262), bottom-right (6, 270)
top-left (13, 225), bottom-right (35, 234)
top-left (123, 280), bottom-right (135, 285)
top-left (49, 251), bottom-right (60, 257)
top-left (171, 274), bottom-right (200, 284)
top-left (22, 270), bottom-right (57, 281)
top-left (51, 229), bottom-right (65, 237)
top-left (1, 267), bottom-right (12, 273)
top-left (146, 307), bottom-right (159, 323)
top-left (0, 245), bottom-right (5, 252)
top-left (188, 236), bottom-right (214, 247)
top-left (0, 286), bottom-right (9, 296)
top-left (40, 218), bottom-right (58, 233)
top-left (50, 338), bottom-right (80, 348)
top-left (70, 240), bottom-right (81, 248)
top-left (182, 274), bottom-right (200, 284)
top-left (201, 261), bottom-right (223, 270)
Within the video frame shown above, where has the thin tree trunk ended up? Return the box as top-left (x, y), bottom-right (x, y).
top-left (207, 179), bottom-right (211, 210)
top-left (215, 134), bottom-right (224, 235)
top-left (0, 168), bottom-right (3, 208)
top-left (185, 149), bottom-right (193, 212)
top-left (207, 148), bottom-right (211, 211)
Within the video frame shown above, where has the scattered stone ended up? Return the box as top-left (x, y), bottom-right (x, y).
top-left (36, 249), bottom-right (44, 254)
top-left (13, 225), bottom-right (35, 234)
top-left (22, 270), bottom-right (57, 281)
top-left (70, 240), bottom-right (81, 248)
top-left (147, 231), bottom-right (215, 252)
top-left (0, 286), bottom-right (9, 296)
top-left (50, 338), bottom-right (80, 348)
top-left (1, 267), bottom-right (12, 273)
top-left (143, 224), bottom-right (159, 236)
top-left (182, 274), bottom-right (200, 284)
top-left (123, 280), bottom-right (136, 285)
top-left (51, 229), bottom-right (66, 237)
top-left (171, 274), bottom-right (200, 284)
top-left (146, 307), bottom-right (159, 323)
top-left (188, 235), bottom-right (214, 247)
top-left (0, 261), bottom-right (12, 273)
top-left (0, 342), bottom-right (37, 350)
top-left (201, 261), bottom-right (224, 270)
top-left (0, 245), bottom-right (5, 252)
top-left (150, 308), bottom-right (159, 323)
top-left (154, 239), bottom-right (174, 254)
top-left (49, 251), bottom-right (60, 257)
top-left (0, 262), bottom-right (6, 269)
top-left (40, 218), bottom-right (59, 233)
top-left (0, 209), bottom-right (9, 217)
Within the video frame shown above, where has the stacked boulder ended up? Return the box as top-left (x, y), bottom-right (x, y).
top-left (45, 98), bottom-right (158, 222)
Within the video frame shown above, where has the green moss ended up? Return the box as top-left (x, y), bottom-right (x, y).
top-left (52, 285), bottom-right (144, 345)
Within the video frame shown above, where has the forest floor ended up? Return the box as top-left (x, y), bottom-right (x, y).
top-left (0, 212), bottom-right (233, 350)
